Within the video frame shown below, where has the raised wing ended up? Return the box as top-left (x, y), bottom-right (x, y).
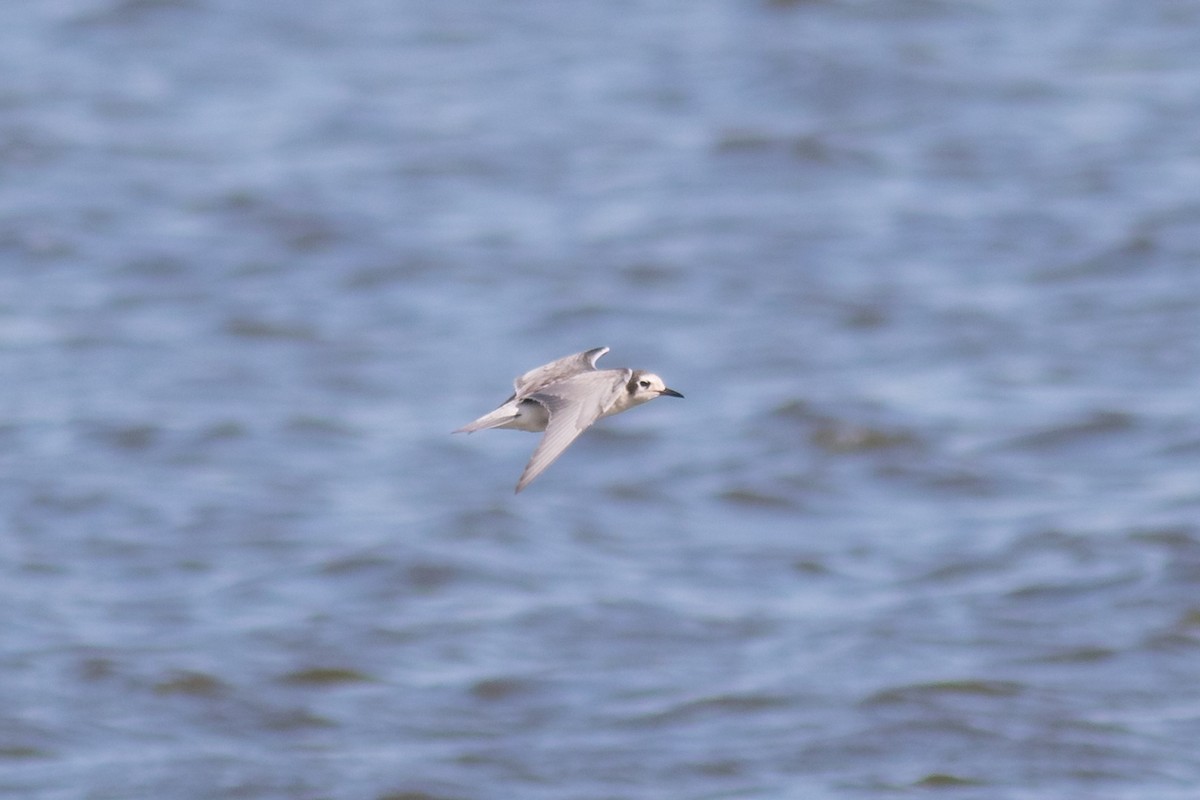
top-left (514, 368), bottom-right (629, 492)
top-left (512, 347), bottom-right (609, 398)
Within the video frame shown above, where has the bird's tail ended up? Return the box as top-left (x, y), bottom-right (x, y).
top-left (453, 406), bottom-right (518, 434)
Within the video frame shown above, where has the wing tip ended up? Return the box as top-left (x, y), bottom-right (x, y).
top-left (585, 346), bottom-right (610, 367)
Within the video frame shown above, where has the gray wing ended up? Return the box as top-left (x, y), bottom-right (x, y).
top-left (514, 368), bottom-right (630, 493)
top-left (512, 347), bottom-right (609, 398)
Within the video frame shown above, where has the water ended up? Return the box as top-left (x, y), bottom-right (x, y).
top-left (2, 0), bottom-right (1200, 798)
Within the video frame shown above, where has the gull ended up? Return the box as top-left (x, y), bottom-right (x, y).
top-left (455, 347), bottom-right (683, 493)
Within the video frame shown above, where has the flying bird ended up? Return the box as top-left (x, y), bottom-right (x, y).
top-left (455, 347), bottom-right (683, 492)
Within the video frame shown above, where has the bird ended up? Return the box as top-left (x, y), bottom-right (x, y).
top-left (454, 347), bottom-right (683, 493)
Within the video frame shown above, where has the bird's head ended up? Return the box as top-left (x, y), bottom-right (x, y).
top-left (627, 371), bottom-right (684, 403)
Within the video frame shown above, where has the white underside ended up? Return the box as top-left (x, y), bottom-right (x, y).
top-left (497, 399), bottom-right (550, 432)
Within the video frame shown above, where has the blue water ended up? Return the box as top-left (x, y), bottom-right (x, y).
top-left (3, 1), bottom-right (1200, 798)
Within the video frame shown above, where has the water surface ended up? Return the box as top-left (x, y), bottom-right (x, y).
top-left (2, 1), bottom-right (1199, 798)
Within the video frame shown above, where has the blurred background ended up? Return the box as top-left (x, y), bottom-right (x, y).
top-left (2, 0), bottom-right (1200, 798)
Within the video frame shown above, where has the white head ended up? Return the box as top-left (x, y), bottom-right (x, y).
top-left (627, 370), bottom-right (684, 406)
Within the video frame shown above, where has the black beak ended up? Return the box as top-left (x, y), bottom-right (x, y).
top-left (660, 387), bottom-right (684, 398)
